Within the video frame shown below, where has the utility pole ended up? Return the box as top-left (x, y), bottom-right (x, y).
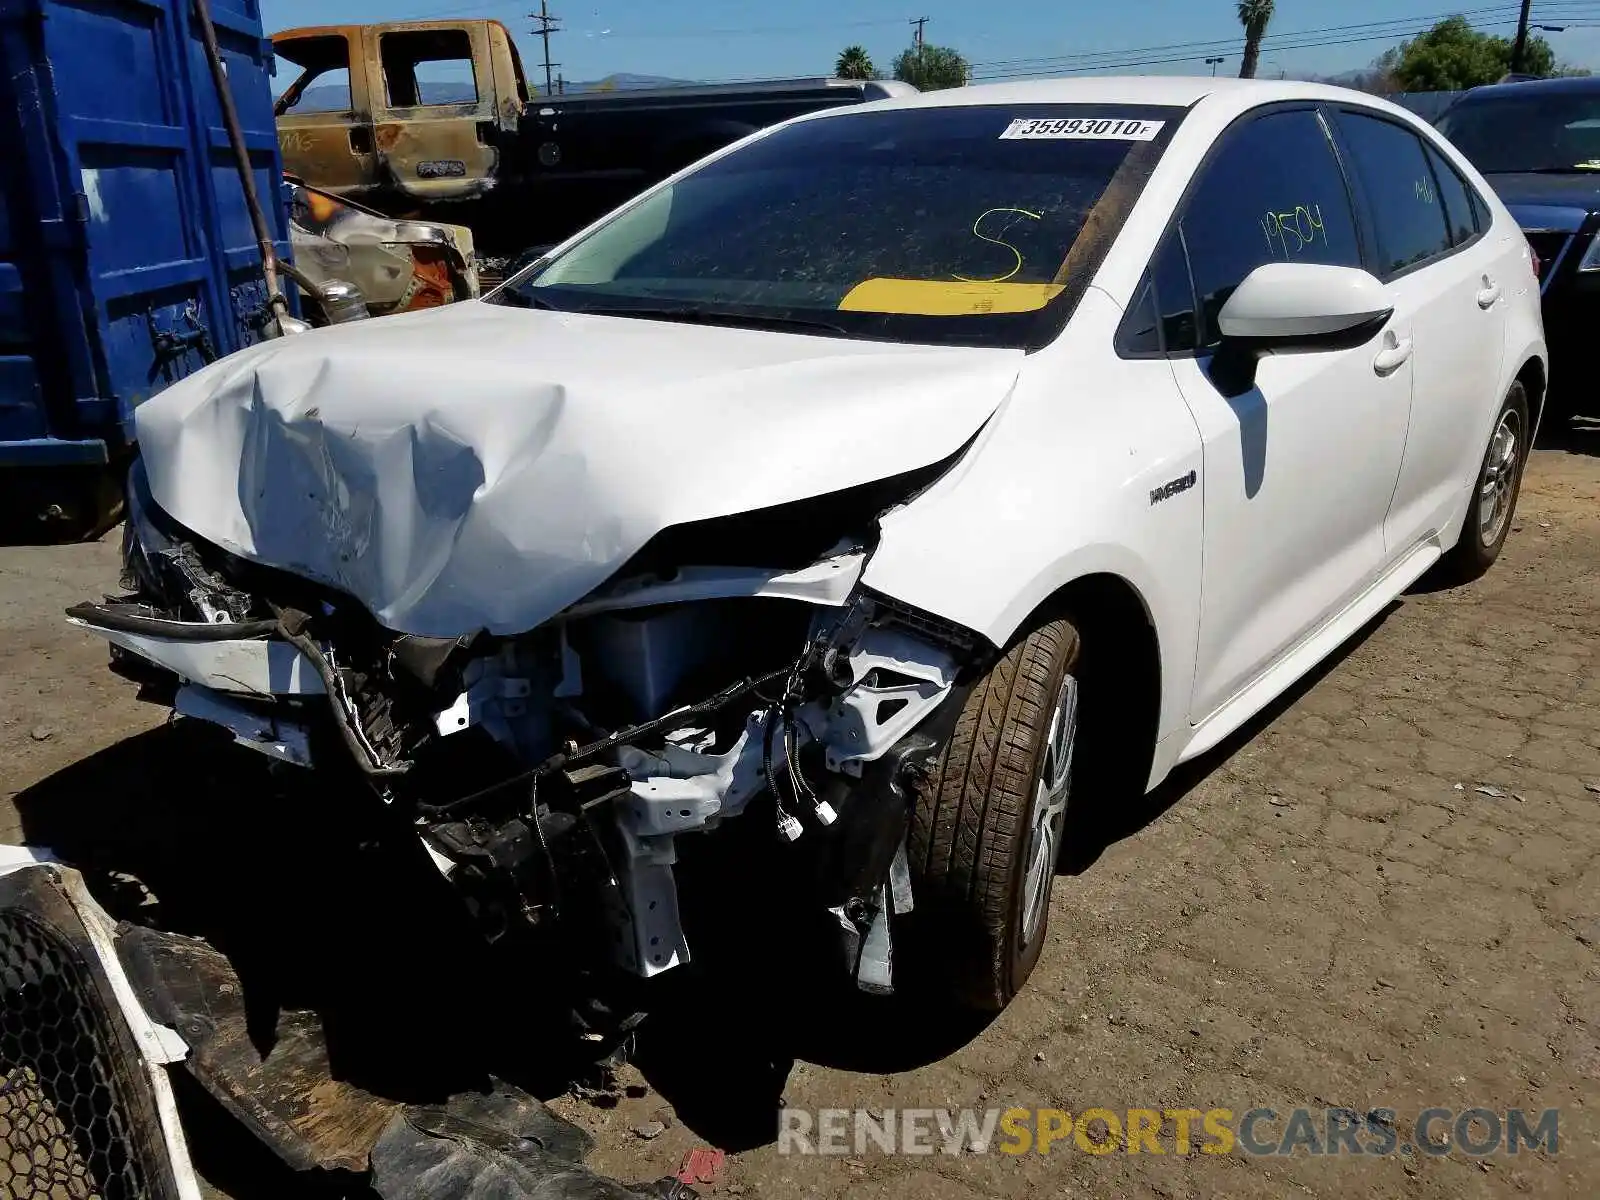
top-left (1510, 0), bottom-right (1532, 73)
top-left (910, 15), bottom-right (928, 59)
top-left (532, 0), bottom-right (560, 97)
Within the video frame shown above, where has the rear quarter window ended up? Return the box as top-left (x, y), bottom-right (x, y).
top-left (1334, 111), bottom-right (1454, 277)
top-left (1422, 141), bottom-right (1483, 245)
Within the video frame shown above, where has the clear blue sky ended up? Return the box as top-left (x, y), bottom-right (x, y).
top-left (262, 0), bottom-right (1600, 87)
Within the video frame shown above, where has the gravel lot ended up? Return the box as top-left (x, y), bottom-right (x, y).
top-left (2, 433), bottom-right (1597, 1199)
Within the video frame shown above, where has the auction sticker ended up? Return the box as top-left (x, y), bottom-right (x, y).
top-left (1000, 117), bottom-right (1165, 141)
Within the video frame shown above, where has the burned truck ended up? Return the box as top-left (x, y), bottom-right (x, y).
top-left (271, 19), bottom-right (915, 255)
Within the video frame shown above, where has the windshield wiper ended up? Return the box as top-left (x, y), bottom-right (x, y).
top-left (1509, 166), bottom-right (1600, 174)
top-left (569, 303), bottom-right (851, 337)
top-left (489, 289), bottom-right (561, 310)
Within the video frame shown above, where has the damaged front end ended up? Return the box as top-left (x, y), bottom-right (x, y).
top-left (75, 454), bottom-right (992, 1001)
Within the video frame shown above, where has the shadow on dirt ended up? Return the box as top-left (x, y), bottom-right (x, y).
top-left (1055, 600), bottom-right (1395, 879)
top-left (12, 717), bottom-right (993, 1155)
top-left (7, 602), bottom-right (1392, 1159)
top-left (0, 464), bottom-right (125, 547)
top-left (12, 723), bottom-right (585, 1099)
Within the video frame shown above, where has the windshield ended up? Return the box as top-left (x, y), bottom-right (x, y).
top-left (488, 104), bottom-right (1182, 349)
top-left (1438, 90), bottom-right (1600, 173)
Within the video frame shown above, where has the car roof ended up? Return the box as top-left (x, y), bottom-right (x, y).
top-left (1456, 74), bottom-right (1600, 101)
top-left (808, 74), bottom-right (1423, 126)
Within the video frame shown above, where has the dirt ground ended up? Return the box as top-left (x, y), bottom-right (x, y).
top-left (2, 431), bottom-right (1598, 1200)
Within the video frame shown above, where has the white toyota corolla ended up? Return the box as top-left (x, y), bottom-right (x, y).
top-left (71, 77), bottom-right (1544, 1014)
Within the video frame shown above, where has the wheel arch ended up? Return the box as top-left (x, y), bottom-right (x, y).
top-left (1013, 571), bottom-right (1164, 803)
top-left (1513, 353), bottom-right (1548, 439)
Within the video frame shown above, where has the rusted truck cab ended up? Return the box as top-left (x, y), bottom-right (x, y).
top-left (273, 20), bottom-right (528, 208)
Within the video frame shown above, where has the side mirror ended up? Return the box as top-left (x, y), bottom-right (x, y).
top-left (1212, 263), bottom-right (1392, 395)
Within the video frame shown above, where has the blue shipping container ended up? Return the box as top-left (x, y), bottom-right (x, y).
top-left (0, 0), bottom-right (289, 471)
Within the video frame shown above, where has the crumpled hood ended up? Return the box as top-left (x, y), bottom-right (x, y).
top-left (135, 301), bottom-right (1021, 636)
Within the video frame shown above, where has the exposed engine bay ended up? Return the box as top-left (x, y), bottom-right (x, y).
top-left (72, 456), bottom-right (993, 1005)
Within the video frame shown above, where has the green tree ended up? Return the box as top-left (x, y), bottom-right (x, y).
top-left (893, 44), bottom-right (970, 91)
top-left (835, 45), bottom-right (878, 80)
top-left (1237, 0), bottom-right (1275, 79)
top-left (1379, 16), bottom-right (1558, 92)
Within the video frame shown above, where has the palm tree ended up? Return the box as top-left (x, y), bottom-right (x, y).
top-left (1237, 0), bottom-right (1274, 79)
top-left (836, 45), bottom-right (877, 80)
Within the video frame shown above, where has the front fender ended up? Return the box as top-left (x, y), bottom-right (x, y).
top-left (860, 289), bottom-right (1204, 754)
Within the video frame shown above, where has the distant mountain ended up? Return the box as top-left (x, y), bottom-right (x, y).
top-left (555, 73), bottom-right (695, 94)
top-left (288, 83), bottom-right (351, 113)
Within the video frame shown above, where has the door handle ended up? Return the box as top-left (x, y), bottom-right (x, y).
top-left (1372, 332), bottom-right (1413, 376)
top-left (1477, 279), bottom-right (1502, 309)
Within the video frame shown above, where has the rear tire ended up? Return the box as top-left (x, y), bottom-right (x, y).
top-left (907, 617), bottom-right (1081, 1011)
top-left (1443, 381), bottom-right (1529, 582)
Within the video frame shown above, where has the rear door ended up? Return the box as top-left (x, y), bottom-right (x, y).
top-left (1328, 107), bottom-right (1512, 554)
top-left (366, 23), bottom-right (500, 202)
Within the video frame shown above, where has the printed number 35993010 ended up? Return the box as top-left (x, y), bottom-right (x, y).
top-left (1000, 117), bottom-right (1165, 141)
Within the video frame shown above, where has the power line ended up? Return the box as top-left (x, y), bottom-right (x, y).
top-left (968, 7), bottom-right (1600, 80)
top-left (966, 4), bottom-right (1600, 72)
top-left (967, 21), bottom-right (1600, 81)
top-left (357, 0), bottom-right (909, 37)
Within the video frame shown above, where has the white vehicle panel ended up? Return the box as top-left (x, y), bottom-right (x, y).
top-left (133, 303), bottom-right (1021, 637)
top-left (863, 288), bottom-right (1206, 746)
top-left (68, 620), bottom-right (325, 695)
top-left (1175, 332), bottom-right (1410, 719)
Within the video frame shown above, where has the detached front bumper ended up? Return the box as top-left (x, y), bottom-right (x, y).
top-left (0, 849), bottom-right (701, 1199)
top-left (0, 849), bottom-right (201, 1200)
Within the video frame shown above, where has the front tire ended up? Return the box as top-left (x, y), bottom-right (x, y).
top-left (907, 617), bottom-right (1081, 1011)
top-left (1444, 381), bottom-right (1529, 581)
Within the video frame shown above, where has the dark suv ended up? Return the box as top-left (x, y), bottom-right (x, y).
top-left (1438, 76), bottom-right (1600, 417)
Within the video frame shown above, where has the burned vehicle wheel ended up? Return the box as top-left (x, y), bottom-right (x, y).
top-left (907, 617), bottom-right (1080, 1011)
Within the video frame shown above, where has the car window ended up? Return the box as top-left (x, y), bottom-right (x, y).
top-left (1120, 279), bottom-right (1160, 355)
top-left (1153, 233), bottom-right (1198, 352)
top-left (1178, 108), bottom-right (1362, 348)
top-left (380, 29), bottom-right (478, 108)
top-left (495, 103), bottom-right (1184, 350)
top-left (1424, 142), bottom-right (1481, 245)
top-left (1334, 111), bottom-right (1453, 277)
top-left (1437, 90), bottom-right (1600, 173)
top-left (273, 34), bottom-right (353, 117)
top-left (1118, 235), bottom-right (1195, 355)
top-left (1470, 185), bottom-right (1493, 232)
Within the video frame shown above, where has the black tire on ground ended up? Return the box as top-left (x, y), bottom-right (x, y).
top-left (907, 616), bottom-right (1082, 1011)
top-left (1443, 380), bottom-right (1530, 582)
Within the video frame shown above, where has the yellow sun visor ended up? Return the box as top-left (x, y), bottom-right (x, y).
top-left (837, 278), bottom-right (1065, 316)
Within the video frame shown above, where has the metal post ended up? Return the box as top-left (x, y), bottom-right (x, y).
top-left (1510, 0), bottom-right (1533, 73)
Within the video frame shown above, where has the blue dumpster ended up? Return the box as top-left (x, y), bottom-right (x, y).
top-left (0, 0), bottom-right (289, 492)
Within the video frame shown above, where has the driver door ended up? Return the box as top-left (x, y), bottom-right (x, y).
top-left (1166, 107), bottom-right (1413, 727)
